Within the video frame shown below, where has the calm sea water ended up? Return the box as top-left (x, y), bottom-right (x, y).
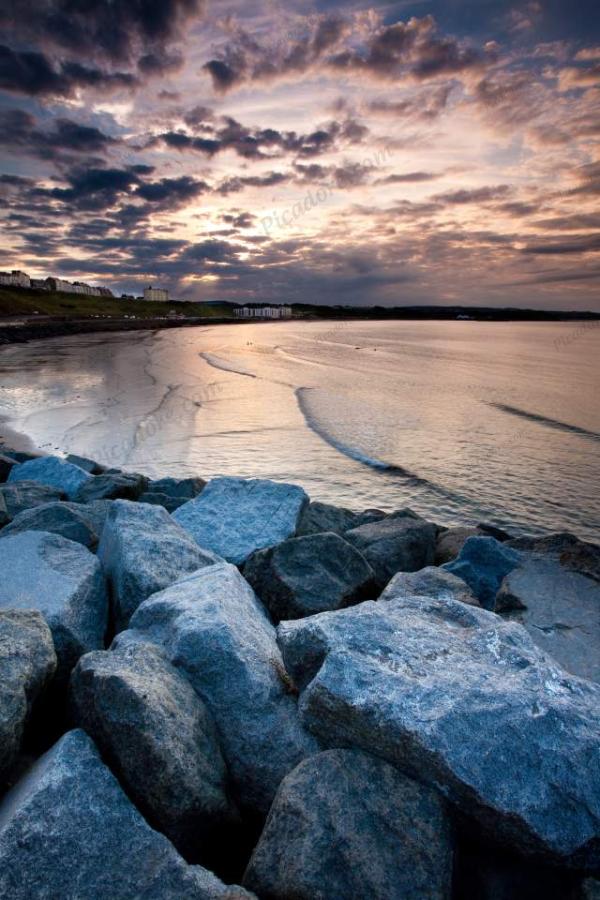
top-left (0, 320), bottom-right (598, 541)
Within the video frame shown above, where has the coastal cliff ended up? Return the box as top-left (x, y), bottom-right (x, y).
top-left (0, 446), bottom-right (599, 899)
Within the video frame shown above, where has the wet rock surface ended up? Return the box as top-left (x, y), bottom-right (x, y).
top-left (244, 531), bottom-right (377, 621)
top-left (0, 530), bottom-right (107, 679)
top-left (0, 610), bottom-right (56, 784)
top-left (173, 477), bottom-right (308, 565)
top-left (243, 748), bottom-right (454, 900)
top-left (70, 641), bottom-right (240, 862)
top-left (278, 594), bottom-right (600, 867)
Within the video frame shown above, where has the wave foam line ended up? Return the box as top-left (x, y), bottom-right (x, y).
top-left (199, 352), bottom-right (257, 378)
top-left (295, 387), bottom-right (466, 501)
top-left (490, 403), bottom-right (600, 442)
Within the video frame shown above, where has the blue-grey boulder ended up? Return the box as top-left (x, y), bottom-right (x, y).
top-left (496, 557), bottom-right (600, 683)
top-left (0, 454), bottom-right (18, 483)
top-left (0, 501), bottom-right (99, 548)
top-left (435, 526), bottom-right (482, 564)
top-left (74, 471), bottom-right (148, 503)
top-left (277, 594), bottom-right (600, 867)
top-left (70, 641), bottom-right (240, 860)
top-left (116, 562), bottom-right (318, 815)
top-left (243, 749), bottom-right (453, 900)
top-left (295, 501), bottom-right (385, 537)
top-left (65, 453), bottom-right (105, 474)
top-left (8, 455), bottom-right (91, 500)
top-left (148, 476), bottom-right (206, 500)
top-left (0, 729), bottom-right (256, 900)
top-left (583, 878), bottom-right (600, 899)
top-left (380, 566), bottom-right (479, 606)
top-left (0, 481), bottom-right (66, 519)
top-left (0, 494), bottom-right (8, 527)
top-left (0, 610), bottom-right (56, 783)
top-left (507, 532), bottom-right (600, 583)
top-left (98, 500), bottom-right (220, 632)
top-left (0, 531), bottom-right (108, 679)
top-left (243, 532), bottom-right (377, 622)
top-left (344, 510), bottom-right (437, 587)
top-left (138, 491), bottom-right (191, 513)
top-left (173, 477), bottom-right (308, 565)
top-left (442, 536), bottom-right (522, 609)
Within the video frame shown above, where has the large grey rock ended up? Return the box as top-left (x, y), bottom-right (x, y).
top-left (148, 476), bottom-right (206, 500)
top-left (0, 531), bottom-right (108, 679)
top-left (0, 729), bottom-right (255, 900)
top-left (138, 491), bottom-right (191, 512)
top-left (443, 536), bottom-right (522, 609)
top-left (98, 500), bottom-right (220, 632)
top-left (8, 455), bottom-right (91, 500)
top-left (0, 610), bottom-right (56, 783)
top-left (380, 565), bottom-right (479, 606)
top-left (243, 532), bottom-right (376, 622)
top-left (344, 510), bottom-right (437, 587)
top-left (0, 481), bottom-right (66, 519)
top-left (65, 453), bottom-right (105, 474)
top-left (0, 502), bottom-right (99, 548)
top-left (435, 526), bottom-right (482, 564)
top-left (295, 501), bottom-right (385, 537)
top-left (74, 471), bottom-right (148, 503)
top-left (116, 562), bottom-right (318, 815)
top-left (0, 494), bottom-right (8, 527)
top-left (507, 532), bottom-right (600, 583)
top-left (277, 594), bottom-right (600, 867)
top-left (243, 749), bottom-right (453, 900)
top-left (582, 878), bottom-right (600, 899)
top-left (173, 477), bottom-right (308, 565)
top-left (0, 454), bottom-right (18, 482)
top-left (455, 840), bottom-right (583, 900)
top-left (70, 642), bottom-right (239, 859)
top-left (496, 557), bottom-right (600, 683)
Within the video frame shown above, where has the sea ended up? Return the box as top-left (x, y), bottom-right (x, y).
top-left (0, 319), bottom-right (598, 541)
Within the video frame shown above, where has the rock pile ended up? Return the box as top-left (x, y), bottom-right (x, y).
top-left (0, 445), bottom-right (598, 899)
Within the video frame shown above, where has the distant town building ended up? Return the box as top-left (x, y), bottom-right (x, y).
top-left (144, 285), bottom-right (169, 302)
top-left (234, 305), bottom-right (292, 319)
top-left (44, 277), bottom-right (113, 297)
top-left (0, 270), bottom-right (31, 288)
top-left (0, 269), bottom-right (113, 297)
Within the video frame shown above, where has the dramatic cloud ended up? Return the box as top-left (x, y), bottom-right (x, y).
top-left (151, 116), bottom-right (367, 160)
top-left (0, 1), bottom-right (599, 309)
top-left (0, 108), bottom-right (117, 160)
top-left (0, 0), bottom-right (205, 64)
top-left (0, 45), bottom-right (137, 97)
top-left (203, 14), bottom-right (496, 92)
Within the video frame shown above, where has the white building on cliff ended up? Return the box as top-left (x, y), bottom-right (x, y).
top-left (234, 305), bottom-right (292, 318)
top-left (144, 285), bottom-right (169, 302)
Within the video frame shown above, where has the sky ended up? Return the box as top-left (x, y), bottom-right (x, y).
top-left (0, 1), bottom-right (599, 309)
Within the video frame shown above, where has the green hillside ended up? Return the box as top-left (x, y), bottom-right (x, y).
top-left (0, 287), bottom-right (235, 320)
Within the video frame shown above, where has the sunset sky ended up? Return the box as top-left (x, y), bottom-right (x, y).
top-left (1, 0), bottom-right (599, 309)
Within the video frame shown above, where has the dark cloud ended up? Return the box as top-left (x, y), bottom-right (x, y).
top-left (204, 14), bottom-right (494, 93)
top-left (135, 175), bottom-right (208, 203)
top-left (521, 235), bottom-right (600, 254)
top-left (137, 50), bottom-right (184, 76)
top-left (0, 108), bottom-right (117, 161)
top-left (216, 171), bottom-right (289, 195)
top-left (0, 45), bottom-right (137, 97)
top-left (152, 116), bottom-right (366, 161)
top-left (0, 0), bottom-right (205, 65)
top-left (367, 84), bottom-right (452, 120)
top-left (375, 171), bottom-right (439, 185)
top-left (432, 185), bottom-right (512, 204)
top-left (44, 166), bottom-right (142, 209)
